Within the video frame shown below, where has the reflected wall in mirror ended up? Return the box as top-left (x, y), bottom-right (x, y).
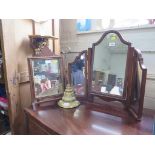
top-left (68, 51), bottom-right (87, 97)
top-left (91, 32), bottom-right (129, 97)
top-left (28, 57), bottom-right (64, 101)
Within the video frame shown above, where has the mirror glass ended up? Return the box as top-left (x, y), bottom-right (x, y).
top-left (31, 58), bottom-right (63, 98)
top-left (131, 60), bottom-right (142, 112)
top-left (70, 53), bottom-right (86, 96)
top-left (91, 33), bottom-right (128, 96)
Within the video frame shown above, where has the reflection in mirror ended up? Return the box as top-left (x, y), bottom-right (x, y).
top-left (70, 53), bottom-right (85, 96)
top-left (31, 59), bottom-right (63, 98)
top-left (92, 33), bottom-right (128, 96)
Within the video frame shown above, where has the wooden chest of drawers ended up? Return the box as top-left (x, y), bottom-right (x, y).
top-left (24, 102), bottom-right (154, 135)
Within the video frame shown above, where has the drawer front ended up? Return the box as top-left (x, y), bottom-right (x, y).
top-left (28, 119), bottom-right (49, 135)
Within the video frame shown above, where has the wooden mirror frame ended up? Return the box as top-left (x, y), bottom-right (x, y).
top-left (129, 48), bottom-right (147, 120)
top-left (88, 30), bottom-right (131, 102)
top-left (68, 50), bottom-right (88, 100)
top-left (87, 30), bottom-right (147, 121)
top-left (28, 56), bottom-right (64, 108)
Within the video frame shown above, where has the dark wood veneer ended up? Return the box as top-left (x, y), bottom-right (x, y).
top-left (25, 103), bottom-right (153, 135)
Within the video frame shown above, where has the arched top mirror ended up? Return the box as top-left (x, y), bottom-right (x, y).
top-left (90, 30), bottom-right (131, 99)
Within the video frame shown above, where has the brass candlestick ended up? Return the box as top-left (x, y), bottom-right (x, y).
top-left (58, 84), bottom-right (80, 109)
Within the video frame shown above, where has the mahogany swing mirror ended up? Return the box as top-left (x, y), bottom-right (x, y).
top-left (28, 56), bottom-right (64, 106)
top-left (87, 30), bottom-right (147, 121)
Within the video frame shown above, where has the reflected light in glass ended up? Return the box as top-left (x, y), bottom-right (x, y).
top-left (92, 124), bottom-right (121, 135)
top-left (73, 109), bottom-right (81, 118)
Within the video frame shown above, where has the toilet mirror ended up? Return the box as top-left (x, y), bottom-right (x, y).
top-left (28, 56), bottom-right (64, 102)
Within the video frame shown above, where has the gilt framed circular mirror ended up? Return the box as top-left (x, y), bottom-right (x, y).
top-left (89, 30), bottom-right (131, 102)
top-left (68, 50), bottom-right (87, 99)
top-left (28, 56), bottom-right (64, 104)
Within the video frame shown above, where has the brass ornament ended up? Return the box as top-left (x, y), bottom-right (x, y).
top-left (58, 84), bottom-right (80, 108)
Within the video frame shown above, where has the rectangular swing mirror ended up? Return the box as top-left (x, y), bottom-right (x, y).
top-left (28, 56), bottom-right (64, 103)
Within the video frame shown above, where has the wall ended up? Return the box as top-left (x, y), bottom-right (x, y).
top-left (34, 19), bottom-right (60, 53)
top-left (1, 20), bottom-right (33, 133)
top-left (60, 19), bottom-right (155, 110)
top-left (1, 19), bottom-right (60, 134)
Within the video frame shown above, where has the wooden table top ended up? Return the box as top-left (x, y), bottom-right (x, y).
top-left (25, 102), bottom-right (154, 135)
